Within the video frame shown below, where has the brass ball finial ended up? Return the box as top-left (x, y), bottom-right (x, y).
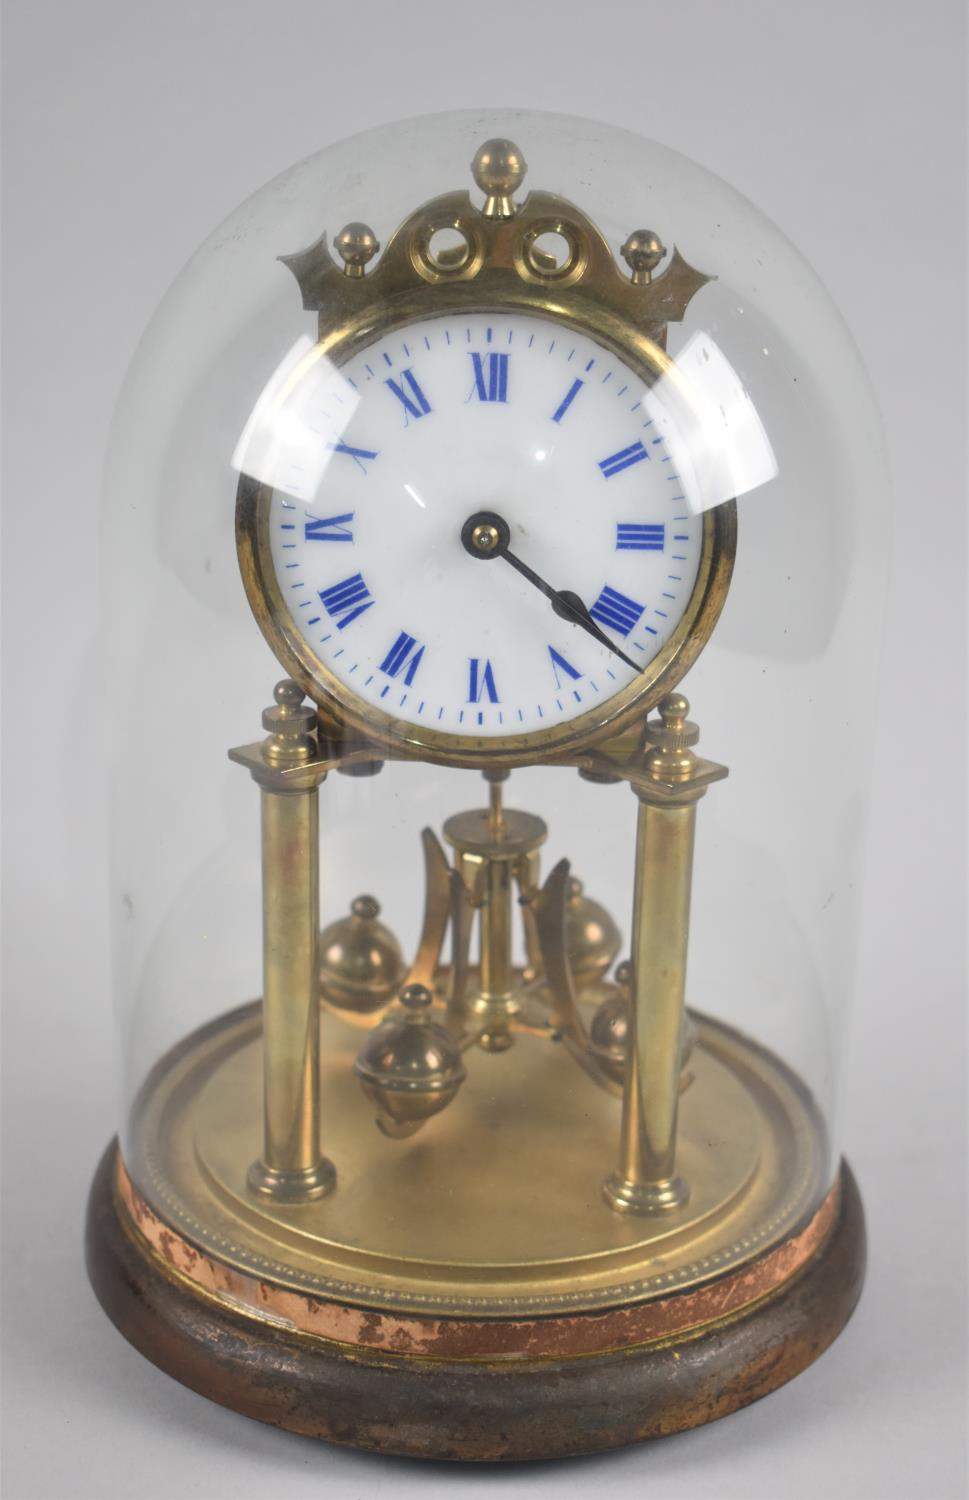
top-left (621, 229), bottom-right (665, 285)
top-left (319, 895), bottom-right (404, 1014)
top-left (399, 982), bottom-right (433, 1013)
top-left (334, 222), bottom-right (380, 277)
top-left (273, 678), bottom-right (304, 709)
top-left (660, 692), bottom-right (690, 725)
top-left (471, 138), bottom-right (526, 219)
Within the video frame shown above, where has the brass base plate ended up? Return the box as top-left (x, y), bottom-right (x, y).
top-left (129, 1001), bottom-right (825, 1318)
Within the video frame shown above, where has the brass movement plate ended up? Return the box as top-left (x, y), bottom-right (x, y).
top-left (129, 1004), bottom-right (825, 1318)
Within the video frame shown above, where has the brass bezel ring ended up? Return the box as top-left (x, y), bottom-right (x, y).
top-left (236, 303), bottom-right (737, 771)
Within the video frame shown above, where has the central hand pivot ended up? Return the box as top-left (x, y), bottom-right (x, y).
top-left (460, 510), bottom-right (642, 674)
top-left (461, 510), bottom-right (511, 559)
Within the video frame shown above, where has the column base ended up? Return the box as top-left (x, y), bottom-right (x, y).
top-left (246, 1157), bottom-right (336, 1202)
top-left (602, 1171), bottom-right (690, 1214)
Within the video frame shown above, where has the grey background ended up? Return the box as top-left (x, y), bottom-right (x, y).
top-left (2, 2), bottom-right (966, 1497)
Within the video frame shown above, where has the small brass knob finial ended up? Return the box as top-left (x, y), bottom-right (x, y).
top-left (261, 679), bottom-right (317, 768)
top-left (659, 692), bottom-right (693, 733)
top-left (471, 138), bottom-right (527, 219)
top-left (622, 229), bottom-right (665, 285)
top-left (334, 222), bottom-right (380, 277)
top-left (644, 692), bottom-right (701, 782)
top-left (399, 982), bottom-right (433, 1014)
top-left (352, 894), bottom-right (380, 921)
top-left (274, 678), bottom-right (303, 708)
top-left (320, 895), bottom-right (404, 1014)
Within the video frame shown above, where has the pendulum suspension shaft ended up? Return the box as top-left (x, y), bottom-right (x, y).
top-left (443, 773), bottom-right (546, 1048)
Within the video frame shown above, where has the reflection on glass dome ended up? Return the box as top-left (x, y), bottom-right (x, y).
top-left (232, 337), bottom-right (360, 500)
top-left (234, 323), bottom-right (779, 525)
top-left (644, 330), bottom-right (778, 514)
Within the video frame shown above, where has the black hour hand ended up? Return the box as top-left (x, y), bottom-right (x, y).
top-left (461, 511), bottom-right (642, 675)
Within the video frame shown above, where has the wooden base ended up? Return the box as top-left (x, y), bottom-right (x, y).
top-left (86, 1140), bottom-right (865, 1461)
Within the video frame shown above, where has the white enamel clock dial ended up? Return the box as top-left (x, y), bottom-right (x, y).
top-left (264, 311), bottom-right (703, 740)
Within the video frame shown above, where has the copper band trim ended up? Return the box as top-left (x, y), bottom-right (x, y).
top-left (115, 1152), bottom-right (840, 1362)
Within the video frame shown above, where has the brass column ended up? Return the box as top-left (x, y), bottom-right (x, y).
top-left (230, 680), bottom-right (335, 1203)
top-left (603, 695), bottom-right (726, 1215)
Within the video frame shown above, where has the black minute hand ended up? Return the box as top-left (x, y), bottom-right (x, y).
top-left (498, 546), bottom-right (643, 674)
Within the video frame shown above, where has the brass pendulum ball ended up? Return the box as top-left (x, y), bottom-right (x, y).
top-left (353, 984), bottom-right (467, 1138)
top-left (566, 876), bottom-right (622, 992)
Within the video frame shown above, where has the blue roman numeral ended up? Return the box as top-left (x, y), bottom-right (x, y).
top-left (551, 378), bottom-right (584, 423)
top-left (379, 630), bottom-right (425, 686)
top-left (616, 522), bottom-right (665, 551)
top-left (385, 368), bottom-right (432, 421)
top-left (599, 440), bottom-right (648, 478)
top-left (468, 658), bottom-right (499, 703)
top-left (589, 585), bottom-right (645, 637)
top-left (304, 512), bottom-right (353, 542)
top-left (548, 646), bottom-right (582, 689)
top-left (470, 352), bottom-right (509, 402)
top-left (330, 441), bottom-right (378, 473)
top-left (319, 572), bottom-right (373, 630)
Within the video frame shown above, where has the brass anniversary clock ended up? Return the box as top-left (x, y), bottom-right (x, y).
top-left (87, 110), bottom-right (887, 1459)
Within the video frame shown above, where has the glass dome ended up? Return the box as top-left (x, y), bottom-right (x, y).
top-left (92, 108), bottom-right (887, 1455)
